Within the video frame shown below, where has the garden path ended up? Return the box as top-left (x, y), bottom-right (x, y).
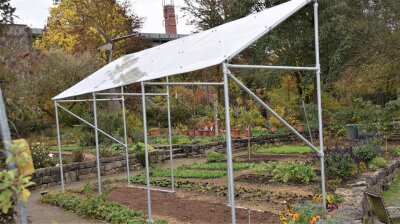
top-left (26, 171), bottom-right (129, 224)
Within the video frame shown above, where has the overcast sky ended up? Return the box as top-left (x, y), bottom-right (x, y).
top-left (10, 0), bottom-right (194, 34)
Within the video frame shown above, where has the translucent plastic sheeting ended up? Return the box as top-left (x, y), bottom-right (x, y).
top-left (53, 0), bottom-right (310, 100)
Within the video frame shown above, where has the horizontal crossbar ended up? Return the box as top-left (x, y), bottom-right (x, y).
top-left (145, 82), bottom-right (224, 86)
top-left (227, 64), bottom-right (318, 71)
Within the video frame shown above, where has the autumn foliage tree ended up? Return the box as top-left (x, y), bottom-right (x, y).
top-left (37, 0), bottom-right (145, 56)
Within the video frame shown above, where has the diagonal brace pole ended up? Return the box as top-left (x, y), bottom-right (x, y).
top-left (227, 72), bottom-right (323, 157)
top-left (56, 104), bottom-right (126, 147)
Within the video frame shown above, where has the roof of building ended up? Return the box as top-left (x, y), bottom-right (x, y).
top-left (53, 0), bottom-right (310, 100)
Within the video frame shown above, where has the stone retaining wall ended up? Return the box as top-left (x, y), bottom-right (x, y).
top-left (31, 133), bottom-right (298, 189)
top-left (334, 159), bottom-right (400, 223)
top-left (31, 151), bottom-right (164, 190)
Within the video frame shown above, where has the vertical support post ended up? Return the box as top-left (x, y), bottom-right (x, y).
top-left (141, 82), bottom-right (153, 221)
top-left (121, 87), bottom-right (131, 186)
top-left (166, 77), bottom-right (175, 193)
top-left (92, 93), bottom-right (102, 194)
top-left (314, 0), bottom-right (327, 211)
top-left (0, 88), bottom-right (28, 224)
top-left (54, 100), bottom-right (65, 192)
top-left (223, 63), bottom-right (236, 224)
top-left (214, 95), bottom-right (219, 136)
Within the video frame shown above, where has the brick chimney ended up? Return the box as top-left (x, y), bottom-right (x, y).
top-left (163, 3), bottom-right (177, 35)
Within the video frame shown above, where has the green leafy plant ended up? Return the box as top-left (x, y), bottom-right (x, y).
top-left (177, 137), bottom-right (191, 145)
top-left (181, 162), bottom-right (253, 171)
top-left (368, 157), bottom-right (388, 170)
top-left (78, 130), bottom-right (95, 147)
top-left (353, 138), bottom-right (381, 163)
top-left (254, 161), bottom-right (315, 184)
top-left (206, 151), bottom-right (225, 163)
top-left (99, 148), bottom-right (119, 158)
top-left (40, 191), bottom-right (166, 224)
top-left (150, 168), bottom-right (226, 179)
top-left (251, 127), bottom-right (269, 137)
top-left (324, 149), bottom-right (357, 180)
top-left (0, 142), bottom-right (35, 223)
top-left (30, 142), bottom-right (56, 168)
top-left (72, 148), bottom-right (84, 162)
top-left (256, 145), bottom-right (314, 154)
top-left (392, 146), bottom-right (400, 156)
top-left (278, 203), bottom-right (340, 224)
top-left (129, 142), bottom-right (155, 167)
top-left (250, 144), bottom-right (263, 152)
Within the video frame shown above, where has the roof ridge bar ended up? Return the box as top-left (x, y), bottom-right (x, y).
top-left (227, 64), bottom-right (318, 71)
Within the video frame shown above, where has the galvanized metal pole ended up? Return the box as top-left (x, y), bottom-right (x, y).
top-left (0, 88), bottom-right (28, 224)
top-left (223, 63), bottom-right (236, 224)
top-left (314, 0), bottom-right (327, 211)
top-left (166, 77), bottom-right (175, 193)
top-left (141, 82), bottom-right (153, 221)
top-left (121, 87), bottom-right (130, 186)
top-left (92, 93), bottom-right (102, 194)
top-left (54, 101), bottom-right (65, 192)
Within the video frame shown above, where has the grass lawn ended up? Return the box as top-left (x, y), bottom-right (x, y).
top-left (382, 177), bottom-right (400, 206)
top-left (48, 144), bottom-right (82, 151)
top-left (256, 145), bottom-right (315, 154)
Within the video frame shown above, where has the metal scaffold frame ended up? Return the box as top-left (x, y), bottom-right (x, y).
top-left (53, 1), bottom-right (326, 223)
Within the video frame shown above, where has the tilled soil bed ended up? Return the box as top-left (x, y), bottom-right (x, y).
top-left (108, 185), bottom-right (278, 224)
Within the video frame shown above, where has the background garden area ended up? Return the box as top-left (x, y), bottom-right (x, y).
top-left (1, 0), bottom-right (400, 223)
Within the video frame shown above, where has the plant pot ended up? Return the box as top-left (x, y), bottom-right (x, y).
top-left (195, 130), bottom-right (202, 136)
top-left (149, 129), bottom-right (161, 136)
top-left (270, 126), bottom-right (277, 133)
top-left (242, 129), bottom-right (251, 137)
top-left (295, 125), bottom-right (305, 133)
top-left (232, 128), bottom-right (241, 137)
top-left (188, 130), bottom-right (195, 137)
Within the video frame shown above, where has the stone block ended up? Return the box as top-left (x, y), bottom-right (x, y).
top-left (104, 163), bottom-right (114, 171)
top-left (65, 171), bottom-right (77, 183)
top-left (42, 176), bottom-right (52, 184)
top-left (115, 161), bottom-right (122, 168)
top-left (85, 161), bottom-right (96, 168)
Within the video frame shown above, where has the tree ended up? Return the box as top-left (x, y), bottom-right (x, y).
top-left (37, 0), bottom-right (145, 56)
top-left (0, 49), bottom-right (102, 136)
top-left (0, 0), bottom-right (15, 24)
top-left (0, 0), bottom-right (15, 35)
top-left (181, 0), bottom-right (260, 30)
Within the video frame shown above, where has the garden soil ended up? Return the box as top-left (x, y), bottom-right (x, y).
top-left (108, 185), bottom-right (278, 224)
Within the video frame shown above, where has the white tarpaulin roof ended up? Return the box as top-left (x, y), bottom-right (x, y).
top-left (54, 0), bottom-right (310, 100)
